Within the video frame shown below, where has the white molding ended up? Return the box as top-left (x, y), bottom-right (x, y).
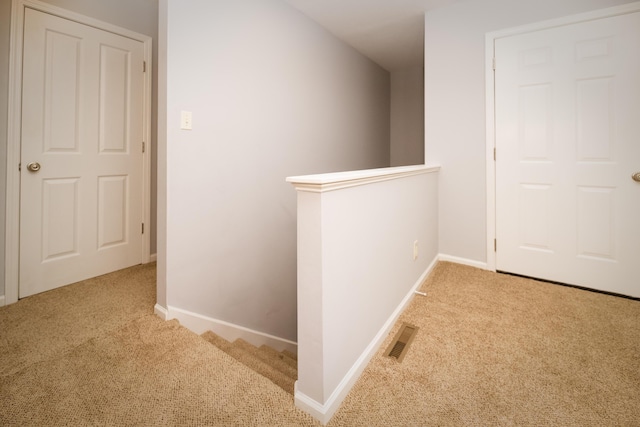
top-left (0, 295), bottom-right (5, 307)
top-left (154, 303), bottom-right (168, 320)
top-left (148, 253), bottom-right (157, 263)
top-left (141, 22), bottom-right (153, 265)
top-left (287, 164), bottom-right (440, 193)
top-left (485, 1), bottom-right (640, 275)
top-left (485, 29), bottom-right (497, 273)
top-left (5, 0), bottom-right (153, 304)
top-left (163, 305), bottom-right (298, 354)
top-left (295, 387), bottom-right (331, 425)
top-left (438, 254), bottom-right (488, 271)
top-left (5, 0), bottom-right (24, 305)
top-left (295, 255), bottom-right (439, 425)
top-left (13, 0), bottom-right (155, 40)
top-left (491, 1), bottom-right (640, 41)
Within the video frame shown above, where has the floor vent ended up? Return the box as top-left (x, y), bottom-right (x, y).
top-left (385, 323), bottom-right (418, 362)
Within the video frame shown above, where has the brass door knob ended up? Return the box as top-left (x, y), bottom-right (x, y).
top-left (632, 172), bottom-right (640, 182)
top-left (26, 162), bottom-right (41, 172)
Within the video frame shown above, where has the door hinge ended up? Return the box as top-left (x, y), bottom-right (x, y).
top-left (143, 61), bottom-right (146, 72)
top-left (494, 239), bottom-right (497, 252)
top-left (492, 57), bottom-right (496, 70)
top-left (142, 141), bottom-right (145, 153)
top-left (142, 223), bottom-right (145, 234)
top-left (493, 147), bottom-right (496, 161)
top-left (18, 163), bottom-right (21, 171)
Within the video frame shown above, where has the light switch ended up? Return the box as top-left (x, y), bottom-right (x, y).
top-left (180, 111), bottom-right (192, 130)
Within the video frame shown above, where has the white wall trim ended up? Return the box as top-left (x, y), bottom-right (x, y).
top-left (162, 305), bottom-right (298, 354)
top-left (148, 253), bottom-right (157, 263)
top-left (294, 386), bottom-right (331, 425)
top-left (485, 29), bottom-right (497, 273)
top-left (491, 1), bottom-right (640, 41)
top-left (154, 303), bottom-right (168, 320)
top-left (438, 254), bottom-right (489, 271)
top-left (295, 254), bottom-right (439, 425)
top-left (287, 164), bottom-right (440, 193)
top-left (485, 1), bottom-right (640, 274)
top-left (5, 0), bottom-right (153, 304)
top-left (0, 295), bottom-right (5, 307)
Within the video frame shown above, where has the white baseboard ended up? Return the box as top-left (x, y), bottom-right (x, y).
top-left (438, 254), bottom-right (488, 270)
top-left (148, 253), bottom-right (157, 263)
top-left (0, 295), bottom-right (5, 307)
top-left (295, 254), bottom-right (439, 425)
top-left (158, 304), bottom-right (297, 354)
top-left (154, 303), bottom-right (168, 320)
top-left (295, 386), bottom-right (333, 425)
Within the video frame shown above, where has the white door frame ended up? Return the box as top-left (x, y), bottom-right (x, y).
top-left (485, 1), bottom-right (640, 273)
top-left (5, 0), bottom-right (153, 304)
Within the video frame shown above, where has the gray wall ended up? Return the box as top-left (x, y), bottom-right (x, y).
top-left (161, 0), bottom-right (391, 341)
top-left (390, 66), bottom-right (424, 166)
top-left (424, 0), bottom-right (637, 265)
top-left (0, 0), bottom-right (158, 298)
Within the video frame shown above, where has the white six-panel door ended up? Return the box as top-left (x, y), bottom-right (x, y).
top-left (19, 8), bottom-right (144, 298)
top-left (495, 11), bottom-right (640, 298)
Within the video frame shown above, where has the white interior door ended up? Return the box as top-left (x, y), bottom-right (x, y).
top-left (495, 11), bottom-right (640, 298)
top-left (19, 8), bottom-right (145, 298)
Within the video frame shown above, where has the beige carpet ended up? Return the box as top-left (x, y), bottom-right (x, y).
top-left (1, 262), bottom-right (638, 426)
top-left (334, 263), bottom-right (640, 426)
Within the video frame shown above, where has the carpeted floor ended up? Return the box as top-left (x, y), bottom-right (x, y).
top-left (1, 262), bottom-right (638, 426)
top-left (333, 262), bottom-right (640, 426)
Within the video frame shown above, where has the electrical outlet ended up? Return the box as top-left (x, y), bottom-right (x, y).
top-left (413, 240), bottom-right (418, 261)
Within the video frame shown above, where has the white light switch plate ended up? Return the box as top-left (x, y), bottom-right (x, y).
top-left (181, 111), bottom-right (192, 130)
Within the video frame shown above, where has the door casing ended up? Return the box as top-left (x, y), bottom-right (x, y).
top-left (5, 0), bottom-right (153, 304)
top-left (485, 1), bottom-right (640, 273)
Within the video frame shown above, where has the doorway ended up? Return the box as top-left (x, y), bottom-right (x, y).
top-left (6, 0), bottom-right (152, 303)
top-left (487, 4), bottom-right (640, 298)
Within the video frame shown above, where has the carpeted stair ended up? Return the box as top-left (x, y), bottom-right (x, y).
top-left (201, 331), bottom-right (298, 395)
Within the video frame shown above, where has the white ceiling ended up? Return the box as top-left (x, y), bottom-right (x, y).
top-left (284, 0), bottom-right (460, 71)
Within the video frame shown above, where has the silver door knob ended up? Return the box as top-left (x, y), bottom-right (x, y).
top-left (26, 162), bottom-right (41, 172)
top-left (633, 172), bottom-right (640, 182)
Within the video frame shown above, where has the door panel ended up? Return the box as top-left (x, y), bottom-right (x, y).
top-left (98, 175), bottom-right (129, 249)
top-left (99, 45), bottom-right (132, 153)
top-left (495, 11), bottom-right (640, 297)
top-left (19, 8), bottom-right (144, 298)
top-left (42, 178), bottom-right (80, 261)
top-left (44, 31), bottom-right (81, 152)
